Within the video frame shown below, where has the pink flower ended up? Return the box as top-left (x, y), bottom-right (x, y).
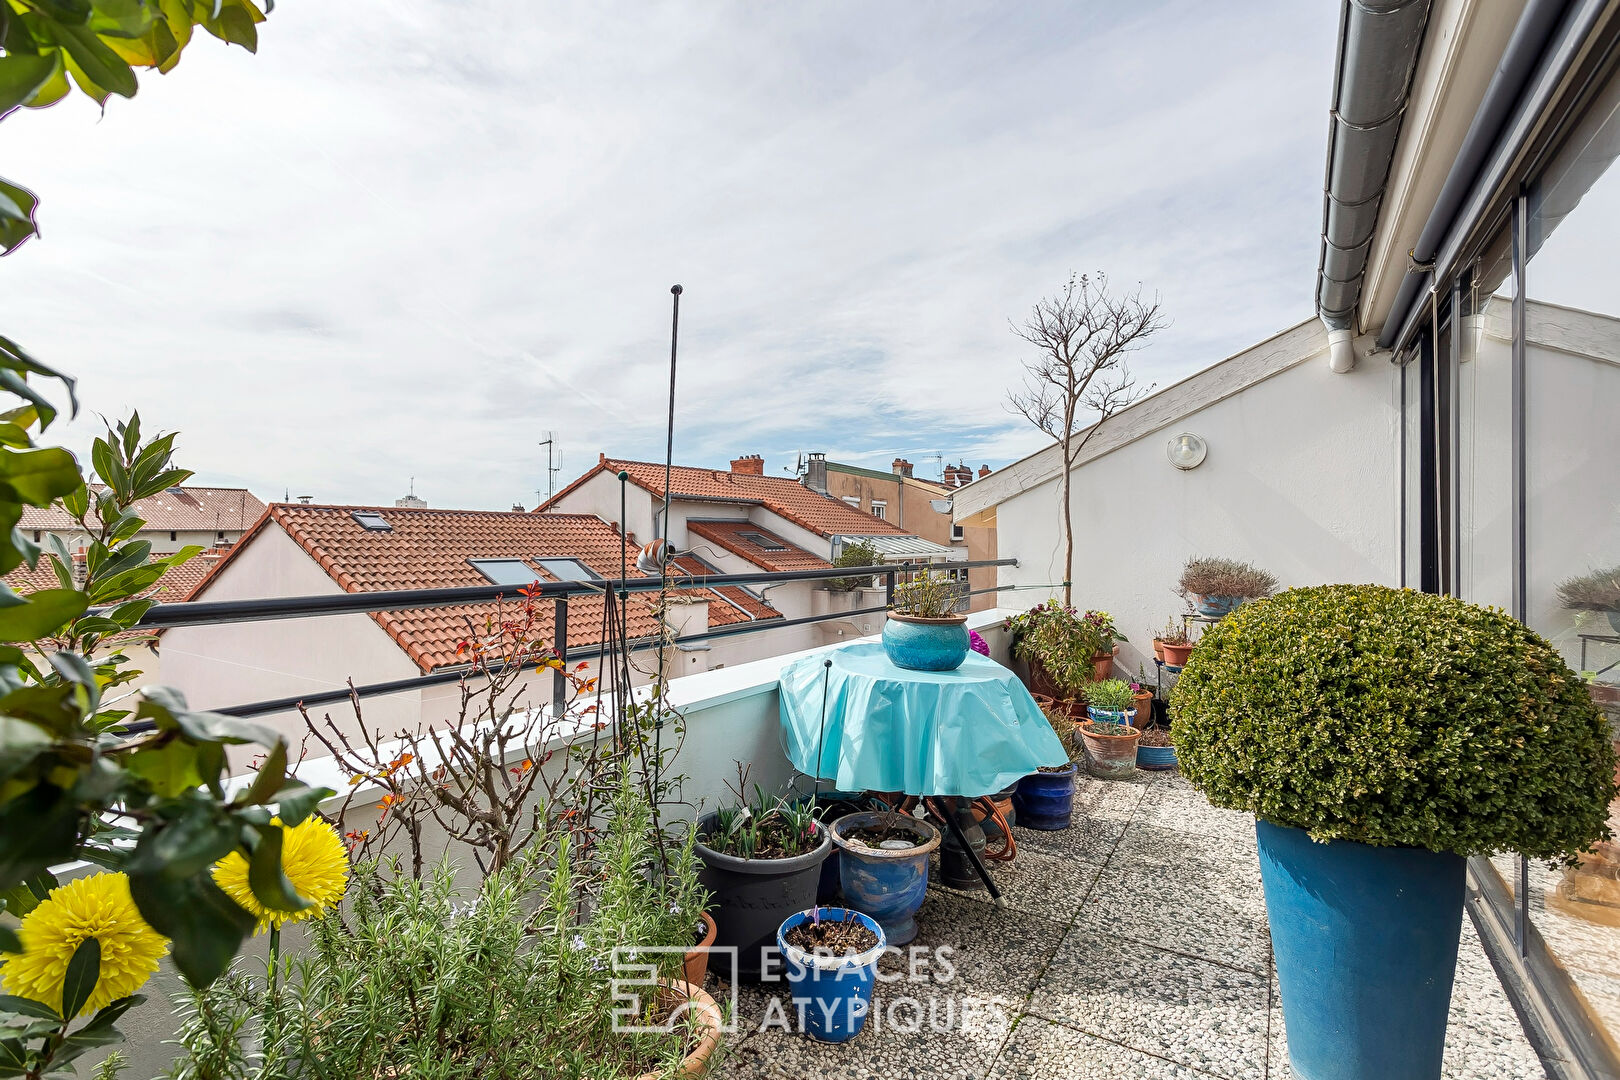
top-left (969, 629), bottom-right (990, 656)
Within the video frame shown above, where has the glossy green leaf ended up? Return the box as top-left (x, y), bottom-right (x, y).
top-left (0, 446), bottom-right (84, 505)
top-left (0, 178), bottom-right (39, 256)
top-left (247, 823), bottom-right (309, 913)
top-left (0, 784), bottom-right (79, 892)
top-left (272, 781), bottom-right (329, 827)
top-left (0, 995), bottom-right (60, 1021)
top-left (59, 937), bottom-right (98, 1019)
top-left (54, 22), bottom-right (138, 103)
top-left (125, 740), bottom-right (203, 798)
top-left (127, 869), bottom-right (253, 987)
top-left (0, 54), bottom-right (61, 118)
top-left (0, 590), bottom-right (87, 643)
top-left (236, 739), bottom-right (285, 806)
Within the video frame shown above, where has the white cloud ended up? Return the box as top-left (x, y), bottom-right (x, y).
top-left (2, 0), bottom-right (1337, 506)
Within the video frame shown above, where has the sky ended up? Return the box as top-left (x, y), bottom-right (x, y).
top-left (3, 1), bottom-right (1339, 510)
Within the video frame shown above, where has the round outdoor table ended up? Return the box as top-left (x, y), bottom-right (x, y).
top-left (777, 642), bottom-right (1066, 899)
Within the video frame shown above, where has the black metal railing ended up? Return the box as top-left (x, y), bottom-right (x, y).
top-left (114, 558), bottom-right (1017, 722)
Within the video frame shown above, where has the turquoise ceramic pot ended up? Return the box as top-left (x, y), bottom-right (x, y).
top-left (881, 613), bottom-right (970, 671)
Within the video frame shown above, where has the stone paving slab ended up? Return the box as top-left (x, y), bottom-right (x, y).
top-left (716, 770), bottom-right (1549, 1080)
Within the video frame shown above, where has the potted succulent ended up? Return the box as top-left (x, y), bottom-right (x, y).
top-left (1013, 699), bottom-right (1079, 829)
top-left (1174, 584), bottom-right (1617, 1080)
top-left (1159, 619), bottom-right (1194, 669)
top-left (695, 788), bottom-right (832, 982)
top-left (1177, 556), bottom-right (1277, 618)
top-left (882, 569), bottom-right (969, 671)
top-left (829, 811), bottom-right (941, 945)
top-left (1558, 565), bottom-right (1620, 634)
top-left (1082, 609), bottom-right (1125, 681)
top-left (1007, 602), bottom-right (1097, 701)
top-left (1075, 679), bottom-right (1140, 780)
top-left (777, 906), bottom-right (887, 1043)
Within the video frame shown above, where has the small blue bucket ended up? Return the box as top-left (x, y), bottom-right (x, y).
top-left (776, 908), bottom-right (887, 1043)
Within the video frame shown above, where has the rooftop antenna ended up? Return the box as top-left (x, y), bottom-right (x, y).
top-left (537, 431), bottom-right (561, 505)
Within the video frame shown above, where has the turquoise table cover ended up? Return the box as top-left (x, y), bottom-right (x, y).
top-left (777, 642), bottom-right (1068, 797)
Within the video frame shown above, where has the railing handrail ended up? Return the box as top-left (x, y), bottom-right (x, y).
top-left (109, 559), bottom-right (1019, 629)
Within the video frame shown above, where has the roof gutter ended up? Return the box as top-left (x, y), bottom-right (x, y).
top-left (1316, 0), bottom-right (1433, 372)
top-left (1376, 0), bottom-right (1584, 350)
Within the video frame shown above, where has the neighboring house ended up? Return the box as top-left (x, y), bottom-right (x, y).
top-left (19, 485), bottom-right (267, 555)
top-left (159, 503), bottom-right (781, 753)
top-left (823, 457), bottom-right (998, 610)
top-left (538, 454), bottom-right (962, 653)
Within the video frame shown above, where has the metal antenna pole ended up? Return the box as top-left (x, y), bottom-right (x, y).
top-left (658, 285), bottom-right (681, 681)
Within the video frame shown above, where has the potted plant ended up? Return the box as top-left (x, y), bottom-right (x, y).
top-left (1159, 619), bottom-right (1194, 669)
top-left (1013, 700), bottom-right (1079, 829)
top-left (1174, 584), bottom-right (1617, 1080)
top-left (829, 811), bottom-right (940, 945)
top-left (882, 569), bottom-right (969, 671)
top-left (776, 906), bottom-right (887, 1043)
top-left (1082, 609), bottom-right (1126, 680)
top-left (694, 786), bottom-right (832, 982)
top-left (1076, 679), bottom-right (1141, 780)
top-left (1007, 602), bottom-right (1096, 701)
top-left (1559, 565), bottom-right (1620, 633)
top-left (1177, 556), bottom-right (1277, 617)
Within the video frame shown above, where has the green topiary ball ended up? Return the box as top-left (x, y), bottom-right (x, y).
top-left (1171, 584), bottom-right (1617, 862)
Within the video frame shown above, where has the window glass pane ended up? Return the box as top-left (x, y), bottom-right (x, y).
top-left (1523, 64), bottom-right (1620, 1036)
top-left (536, 558), bottom-right (602, 582)
top-left (468, 559), bottom-right (542, 586)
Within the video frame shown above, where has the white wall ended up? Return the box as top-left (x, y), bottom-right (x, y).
top-left (992, 345), bottom-right (1402, 676)
top-left (160, 525), bottom-right (426, 758)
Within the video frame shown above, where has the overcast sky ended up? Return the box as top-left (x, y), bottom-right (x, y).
top-left (4, 1), bottom-right (1338, 509)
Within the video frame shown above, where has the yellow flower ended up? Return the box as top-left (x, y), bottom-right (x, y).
top-left (213, 816), bottom-right (349, 933)
top-left (0, 872), bottom-right (168, 1017)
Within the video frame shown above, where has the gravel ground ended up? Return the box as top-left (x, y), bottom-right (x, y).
top-left (714, 771), bottom-right (1550, 1080)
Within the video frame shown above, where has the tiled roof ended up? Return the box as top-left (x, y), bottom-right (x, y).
top-left (685, 520), bottom-right (834, 573)
top-left (541, 458), bottom-right (909, 539)
top-left (4, 550), bottom-right (225, 603)
top-left (188, 504), bottom-right (780, 672)
top-left (19, 485), bottom-right (266, 533)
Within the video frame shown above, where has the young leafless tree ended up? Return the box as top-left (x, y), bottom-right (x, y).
top-left (1007, 273), bottom-right (1166, 606)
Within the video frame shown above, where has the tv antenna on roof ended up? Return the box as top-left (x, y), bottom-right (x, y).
top-left (537, 432), bottom-right (561, 505)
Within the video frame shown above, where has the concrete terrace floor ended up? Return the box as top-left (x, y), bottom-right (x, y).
top-left (716, 769), bottom-right (1548, 1080)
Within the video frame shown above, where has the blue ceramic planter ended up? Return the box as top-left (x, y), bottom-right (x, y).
top-left (1135, 743), bottom-right (1178, 770)
top-left (777, 908), bottom-right (887, 1043)
top-left (1194, 594), bottom-right (1244, 617)
top-left (1012, 762), bottom-right (1077, 830)
top-left (1258, 820), bottom-right (1465, 1080)
top-left (881, 613), bottom-right (969, 671)
top-left (830, 812), bottom-right (940, 945)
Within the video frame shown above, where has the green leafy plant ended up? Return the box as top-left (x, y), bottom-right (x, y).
top-left (1172, 584), bottom-right (1618, 861)
top-left (0, 0), bottom-right (269, 255)
top-left (1177, 556), bottom-right (1277, 603)
top-left (1085, 679), bottom-right (1135, 711)
top-left (889, 570), bottom-right (962, 619)
top-left (1157, 618), bottom-right (1190, 646)
top-left (702, 770), bottom-right (821, 861)
top-left (1007, 602), bottom-right (1096, 696)
top-left (827, 540), bottom-right (880, 591)
top-left (166, 769), bottom-right (716, 1080)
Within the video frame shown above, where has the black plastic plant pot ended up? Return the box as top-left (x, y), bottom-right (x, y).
top-left (694, 814), bottom-right (834, 982)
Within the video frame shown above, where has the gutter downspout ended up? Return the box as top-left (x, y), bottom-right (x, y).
top-left (1316, 0), bottom-right (1433, 371)
top-left (1376, 0), bottom-right (1579, 350)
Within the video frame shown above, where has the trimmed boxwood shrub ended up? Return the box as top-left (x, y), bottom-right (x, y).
top-left (1172, 584), bottom-right (1617, 862)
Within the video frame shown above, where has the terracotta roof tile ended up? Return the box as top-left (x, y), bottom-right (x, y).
top-left (19, 485), bottom-right (266, 533)
top-left (4, 550), bottom-right (224, 603)
top-left (188, 504), bottom-right (780, 672)
top-left (541, 458), bottom-right (908, 539)
top-left (685, 520), bottom-right (833, 573)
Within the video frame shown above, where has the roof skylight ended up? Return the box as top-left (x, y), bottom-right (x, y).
top-left (468, 559), bottom-right (543, 586)
top-left (537, 558), bottom-right (603, 582)
top-left (737, 531), bottom-right (786, 551)
top-left (352, 511), bottom-right (392, 531)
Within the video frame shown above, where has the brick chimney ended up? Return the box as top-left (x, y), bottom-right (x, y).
top-left (978, 464), bottom-right (991, 479)
top-left (891, 458), bottom-right (913, 478)
top-left (71, 547), bottom-right (87, 589)
top-left (730, 454), bottom-right (765, 476)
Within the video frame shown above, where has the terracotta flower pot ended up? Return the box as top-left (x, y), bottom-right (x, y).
top-left (1091, 650), bottom-right (1115, 682)
top-left (1152, 638), bottom-right (1165, 661)
top-left (683, 911), bottom-right (717, 988)
top-left (1133, 689), bottom-right (1155, 727)
top-left (1076, 720), bottom-right (1141, 781)
top-left (635, 979), bottom-right (724, 1080)
top-left (1161, 641), bottom-right (1193, 668)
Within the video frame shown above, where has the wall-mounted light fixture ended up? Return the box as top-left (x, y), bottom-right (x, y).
top-left (1167, 433), bottom-right (1208, 471)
